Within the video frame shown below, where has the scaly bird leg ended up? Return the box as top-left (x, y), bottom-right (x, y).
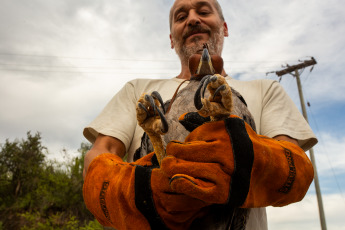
top-left (136, 91), bottom-right (168, 165)
top-left (194, 74), bottom-right (232, 121)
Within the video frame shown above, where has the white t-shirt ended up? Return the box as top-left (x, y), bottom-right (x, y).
top-left (83, 76), bottom-right (317, 230)
top-left (84, 76), bottom-right (317, 156)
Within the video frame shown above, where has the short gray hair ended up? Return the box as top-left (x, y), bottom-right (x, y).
top-left (169, 0), bottom-right (225, 30)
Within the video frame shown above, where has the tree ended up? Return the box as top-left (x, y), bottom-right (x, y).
top-left (0, 132), bottom-right (46, 209)
top-left (0, 132), bottom-right (97, 229)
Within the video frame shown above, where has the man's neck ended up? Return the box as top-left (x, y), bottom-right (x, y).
top-left (176, 62), bottom-right (227, 80)
top-left (176, 63), bottom-right (192, 80)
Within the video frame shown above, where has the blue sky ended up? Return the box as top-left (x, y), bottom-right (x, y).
top-left (0, 0), bottom-right (344, 229)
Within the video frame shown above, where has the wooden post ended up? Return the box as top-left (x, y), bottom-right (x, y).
top-left (275, 58), bottom-right (327, 230)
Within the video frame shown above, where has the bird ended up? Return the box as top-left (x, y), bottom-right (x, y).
top-left (135, 44), bottom-right (256, 230)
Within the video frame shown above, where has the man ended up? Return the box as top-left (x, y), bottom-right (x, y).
top-left (83, 0), bottom-right (317, 229)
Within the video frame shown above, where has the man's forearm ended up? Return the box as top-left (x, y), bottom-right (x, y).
top-left (273, 135), bottom-right (299, 146)
top-left (83, 134), bottom-right (125, 179)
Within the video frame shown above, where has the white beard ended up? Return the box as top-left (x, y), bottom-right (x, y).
top-left (172, 26), bottom-right (225, 63)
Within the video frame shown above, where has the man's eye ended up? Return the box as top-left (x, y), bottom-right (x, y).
top-left (199, 11), bottom-right (210, 16)
top-left (176, 15), bottom-right (186, 21)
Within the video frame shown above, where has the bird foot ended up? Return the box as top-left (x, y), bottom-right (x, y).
top-left (136, 91), bottom-right (168, 165)
top-left (194, 74), bottom-right (232, 121)
top-left (136, 91), bottom-right (168, 135)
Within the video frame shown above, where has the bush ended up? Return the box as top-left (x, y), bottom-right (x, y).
top-left (0, 133), bottom-right (96, 229)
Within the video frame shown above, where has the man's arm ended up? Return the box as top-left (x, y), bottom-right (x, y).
top-left (82, 134), bottom-right (210, 230)
top-left (83, 134), bottom-right (299, 179)
top-left (273, 135), bottom-right (299, 146)
top-left (83, 134), bottom-right (126, 179)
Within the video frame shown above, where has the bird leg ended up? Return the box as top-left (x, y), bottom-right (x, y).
top-left (194, 74), bottom-right (232, 121)
top-left (136, 91), bottom-right (168, 165)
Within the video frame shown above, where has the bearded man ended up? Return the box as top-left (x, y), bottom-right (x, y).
top-left (169, 0), bottom-right (228, 78)
top-left (82, 0), bottom-right (317, 229)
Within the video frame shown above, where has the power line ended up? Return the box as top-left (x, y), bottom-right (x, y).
top-left (0, 62), bottom-right (280, 75)
top-left (307, 102), bottom-right (345, 203)
top-left (0, 62), bottom-right (181, 70)
top-left (0, 68), bottom-right (180, 75)
top-left (0, 52), bottom-right (297, 63)
top-left (0, 52), bottom-right (177, 62)
top-left (0, 52), bottom-right (302, 77)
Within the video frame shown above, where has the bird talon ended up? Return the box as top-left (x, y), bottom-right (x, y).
top-left (194, 74), bottom-right (232, 120)
top-left (136, 92), bottom-right (169, 134)
top-left (194, 75), bottom-right (213, 110)
top-left (144, 94), bottom-right (156, 113)
top-left (157, 107), bottom-right (169, 133)
top-left (213, 85), bottom-right (226, 100)
top-left (138, 102), bottom-right (149, 117)
top-left (151, 91), bottom-right (166, 114)
top-left (202, 75), bottom-right (213, 99)
top-left (210, 75), bottom-right (217, 82)
top-left (136, 91), bottom-right (168, 165)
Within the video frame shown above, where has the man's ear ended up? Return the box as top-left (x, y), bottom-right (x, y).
top-left (223, 22), bottom-right (229, 37)
top-left (170, 34), bottom-right (174, 49)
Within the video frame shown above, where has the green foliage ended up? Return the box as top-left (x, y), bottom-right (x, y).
top-left (80, 219), bottom-right (104, 230)
top-left (0, 132), bottom-right (97, 229)
top-left (0, 132), bottom-right (46, 210)
top-left (19, 211), bottom-right (97, 230)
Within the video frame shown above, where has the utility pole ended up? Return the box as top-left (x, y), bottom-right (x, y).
top-left (274, 57), bottom-right (327, 230)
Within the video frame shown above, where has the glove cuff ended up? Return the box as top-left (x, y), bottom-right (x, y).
top-left (231, 117), bottom-right (314, 208)
top-left (135, 165), bottom-right (169, 230)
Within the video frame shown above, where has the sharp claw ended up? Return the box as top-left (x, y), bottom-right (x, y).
top-left (194, 86), bottom-right (203, 110)
top-left (145, 94), bottom-right (157, 115)
top-left (157, 107), bottom-right (169, 133)
top-left (201, 75), bottom-right (212, 99)
top-left (210, 75), bottom-right (217, 82)
top-left (204, 75), bottom-right (218, 98)
top-left (143, 93), bottom-right (168, 133)
top-left (200, 74), bottom-right (210, 83)
top-left (213, 85), bottom-right (226, 100)
top-left (151, 91), bottom-right (166, 114)
top-left (138, 103), bottom-right (149, 116)
top-left (194, 76), bottom-right (209, 110)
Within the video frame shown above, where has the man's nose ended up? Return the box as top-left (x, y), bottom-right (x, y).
top-left (187, 10), bottom-right (201, 26)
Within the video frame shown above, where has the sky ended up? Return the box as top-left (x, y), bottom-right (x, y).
top-left (0, 0), bottom-right (344, 229)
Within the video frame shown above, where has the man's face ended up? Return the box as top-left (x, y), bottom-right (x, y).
top-left (169, 0), bottom-right (228, 62)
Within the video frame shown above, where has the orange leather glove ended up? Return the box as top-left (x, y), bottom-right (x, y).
top-left (83, 152), bottom-right (209, 230)
top-left (164, 115), bottom-right (314, 208)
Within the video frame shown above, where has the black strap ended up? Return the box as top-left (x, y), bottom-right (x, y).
top-left (135, 166), bottom-right (169, 230)
top-left (179, 112), bottom-right (211, 132)
top-left (225, 117), bottom-right (254, 207)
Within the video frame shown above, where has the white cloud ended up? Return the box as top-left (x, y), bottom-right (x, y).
top-left (267, 193), bottom-right (345, 230)
top-left (312, 132), bottom-right (345, 175)
top-left (220, 0), bottom-right (345, 104)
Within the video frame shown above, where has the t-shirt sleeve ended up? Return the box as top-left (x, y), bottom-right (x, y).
top-left (260, 80), bottom-right (317, 151)
top-left (83, 81), bottom-right (138, 152)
